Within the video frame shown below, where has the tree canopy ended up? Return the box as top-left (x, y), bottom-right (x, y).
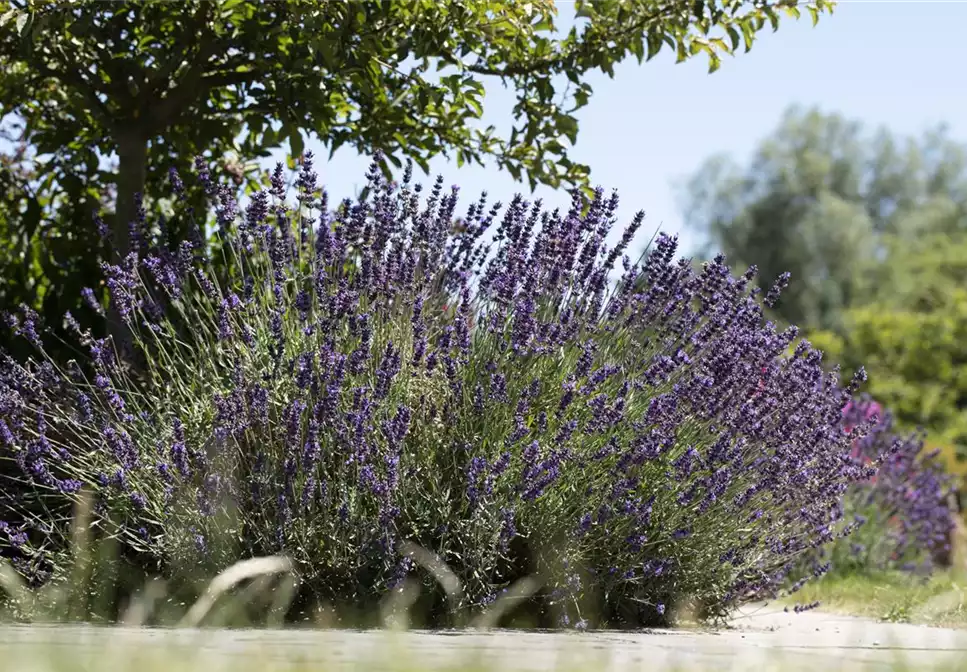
top-left (0, 0), bottom-right (831, 280)
top-left (811, 232), bottom-right (967, 458)
top-left (1, 0), bottom-right (836, 194)
top-left (680, 105), bottom-right (967, 331)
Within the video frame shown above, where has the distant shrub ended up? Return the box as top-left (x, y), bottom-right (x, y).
top-left (1, 154), bottom-right (871, 627)
top-left (824, 397), bottom-right (956, 574)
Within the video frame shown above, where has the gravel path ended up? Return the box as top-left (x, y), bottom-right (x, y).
top-left (3, 604), bottom-right (967, 671)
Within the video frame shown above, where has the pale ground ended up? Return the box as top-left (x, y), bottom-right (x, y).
top-left (3, 604), bottom-right (967, 671)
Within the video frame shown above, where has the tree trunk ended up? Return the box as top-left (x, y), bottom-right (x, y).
top-left (114, 135), bottom-right (147, 260)
top-left (109, 132), bottom-right (148, 364)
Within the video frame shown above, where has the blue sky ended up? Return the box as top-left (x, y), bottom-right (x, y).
top-left (283, 1), bottom-right (967, 257)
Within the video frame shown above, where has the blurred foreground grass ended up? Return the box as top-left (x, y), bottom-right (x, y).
top-left (4, 496), bottom-right (967, 672)
top-left (3, 561), bottom-right (967, 672)
top-left (0, 636), bottom-right (965, 672)
top-left (0, 646), bottom-right (497, 672)
top-left (790, 570), bottom-right (967, 627)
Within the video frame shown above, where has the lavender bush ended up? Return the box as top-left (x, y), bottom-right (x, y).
top-left (826, 397), bottom-right (955, 574)
top-left (1, 154), bottom-right (874, 627)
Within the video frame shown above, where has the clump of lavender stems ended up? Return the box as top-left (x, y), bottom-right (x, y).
top-left (1, 153), bottom-right (875, 627)
top-left (823, 397), bottom-right (956, 574)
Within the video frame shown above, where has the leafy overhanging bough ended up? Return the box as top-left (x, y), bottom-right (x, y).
top-left (2, 152), bottom-right (871, 627)
top-left (0, 0), bottom-right (834, 364)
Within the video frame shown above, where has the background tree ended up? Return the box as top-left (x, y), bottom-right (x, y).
top-left (680, 105), bottom-right (967, 331)
top-left (811, 233), bottom-right (967, 463)
top-left (0, 0), bottom-right (833, 353)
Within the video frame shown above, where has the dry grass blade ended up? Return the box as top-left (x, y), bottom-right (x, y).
top-left (398, 540), bottom-right (465, 624)
top-left (0, 558), bottom-right (30, 615)
top-left (67, 489), bottom-right (94, 621)
top-left (178, 556), bottom-right (296, 628)
top-left (207, 573), bottom-right (276, 627)
top-left (471, 575), bottom-right (543, 630)
top-left (121, 578), bottom-right (168, 626)
top-left (267, 572), bottom-right (300, 628)
top-left (380, 577), bottom-right (421, 630)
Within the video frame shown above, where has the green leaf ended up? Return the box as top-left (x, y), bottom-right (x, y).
top-left (318, 39), bottom-right (335, 68)
top-left (289, 130), bottom-right (304, 158)
top-left (328, 135), bottom-right (347, 160)
top-left (739, 20), bottom-right (755, 52)
top-left (707, 51), bottom-right (721, 74)
top-left (533, 17), bottom-right (553, 32)
top-left (675, 39), bottom-right (688, 64)
top-left (557, 115), bottom-right (578, 144)
top-left (763, 7), bottom-right (780, 32)
top-left (646, 31), bottom-right (663, 61)
top-left (465, 97), bottom-right (483, 116)
top-left (630, 37), bottom-right (644, 65)
top-left (709, 37), bottom-right (730, 55)
top-left (726, 25), bottom-right (740, 51)
top-left (807, 6), bottom-right (820, 27)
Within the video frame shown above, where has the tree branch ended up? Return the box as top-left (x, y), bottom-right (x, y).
top-left (198, 69), bottom-right (263, 90)
top-left (29, 56), bottom-right (113, 124)
top-left (456, 0), bottom-right (748, 77)
top-left (460, 2), bottom-right (680, 78)
top-left (144, 1), bottom-right (293, 128)
top-left (144, 38), bottom-right (224, 131)
top-left (145, 4), bottom-right (210, 101)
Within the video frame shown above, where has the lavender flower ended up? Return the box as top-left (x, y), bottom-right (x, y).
top-left (168, 167), bottom-right (185, 198)
top-left (12, 305), bottom-right (42, 348)
top-left (80, 287), bottom-right (103, 316)
top-left (465, 456), bottom-right (488, 507)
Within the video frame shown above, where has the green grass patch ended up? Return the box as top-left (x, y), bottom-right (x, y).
top-left (790, 570), bottom-right (967, 627)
